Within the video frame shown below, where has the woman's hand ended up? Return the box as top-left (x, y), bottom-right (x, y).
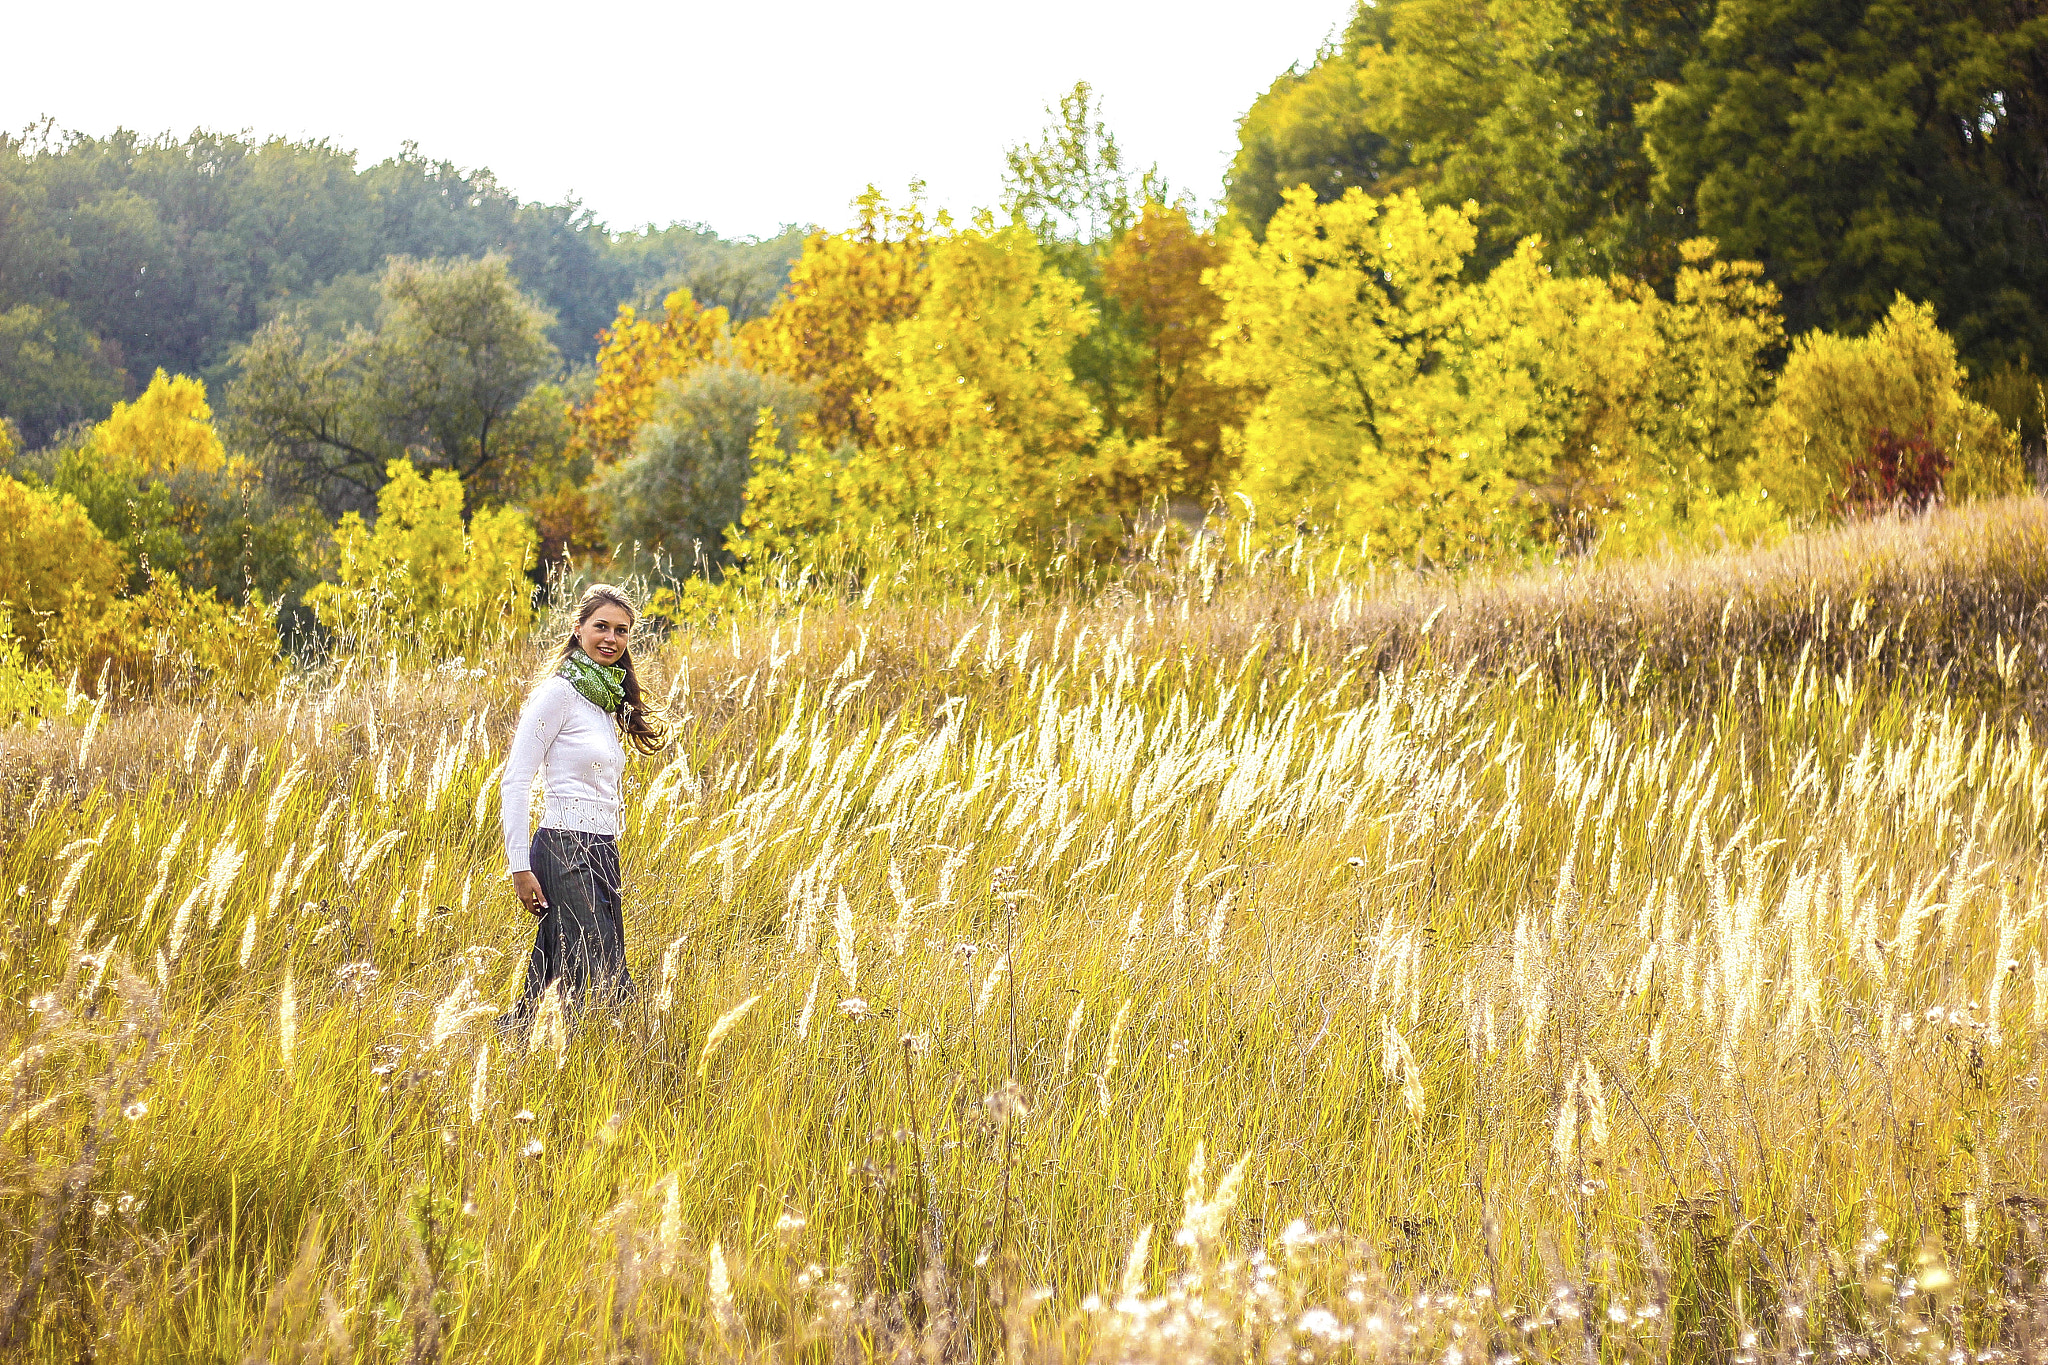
top-left (512, 870), bottom-right (549, 916)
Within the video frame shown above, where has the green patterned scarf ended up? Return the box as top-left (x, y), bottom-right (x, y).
top-left (560, 648), bottom-right (626, 714)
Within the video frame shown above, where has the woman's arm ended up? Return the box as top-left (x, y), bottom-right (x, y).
top-left (500, 679), bottom-right (570, 876)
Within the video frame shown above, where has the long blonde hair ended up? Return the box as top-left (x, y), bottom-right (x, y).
top-left (538, 584), bottom-right (670, 755)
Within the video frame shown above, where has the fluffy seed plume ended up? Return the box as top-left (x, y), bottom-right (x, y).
top-left (47, 850), bottom-right (93, 927)
top-left (529, 982), bottom-right (568, 1070)
top-left (264, 755), bottom-right (308, 841)
top-left (1118, 1223), bottom-right (1154, 1304)
top-left (699, 994), bottom-right (762, 1077)
top-left (796, 966), bottom-right (822, 1041)
top-left (468, 1042), bottom-right (489, 1123)
top-left (1061, 999), bottom-right (1085, 1076)
top-left (834, 887), bottom-right (857, 991)
top-left (652, 937), bottom-right (685, 1018)
top-left (888, 859), bottom-right (914, 957)
top-left (1097, 997), bottom-right (1132, 1116)
top-left (1117, 905), bottom-right (1145, 973)
top-left (1204, 891), bottom-right (1233, 965)
top-left (707, 1239), bottom-right (737, 1333)
top-left (974, 953), bottom-right (1009, 1018)
top-left (279, 970), bottom-right (298, 1079)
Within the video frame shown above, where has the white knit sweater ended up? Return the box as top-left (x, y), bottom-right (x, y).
top-left (500, 676), bottom-right (629, 873)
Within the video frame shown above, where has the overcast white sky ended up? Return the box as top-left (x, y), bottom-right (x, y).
top-left (4, 0), bottom-right (1348, 240)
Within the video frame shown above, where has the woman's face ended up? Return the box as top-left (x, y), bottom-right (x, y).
top-left (574, 603), bottom-right (633, 666)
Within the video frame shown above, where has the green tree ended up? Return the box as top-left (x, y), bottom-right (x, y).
top-left (1002, 83), bottom-right (1172, 453)
top-left (0, 303), bottom-right (125, 443)
top-left (228, 255), bottom-right (567, 512)
top-left (590, 365), bottom-right (813, 571)
top-left (1643, 0), bottom-right (2048, 365)
top-left (1224, 0), bottom-right (1710, 280)
top-left (1225, 29), bottom-right (1402, 240)
top-left (0, 122), bottom-right (805, 433)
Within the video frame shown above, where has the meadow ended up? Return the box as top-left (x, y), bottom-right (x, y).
top-left (4, 499), bottom-right (2048, 1362)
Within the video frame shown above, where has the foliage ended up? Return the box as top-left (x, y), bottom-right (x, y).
top-left (47, 569), bottom-right (284, 698)
top-left (590, 365), bottom-right (812, 570)
top-left (1002, 80), bottom-right (1161, 250)
top-left (1215, 189), bottom-right (1625, 558)
top-left (91, 369), bottom-right (229, 475)
top-left (1843, 429), bottom-right (1950, 517)
top-left (566, 289), bottom-right (731, 469)
top-left (228, 256), bottom-right (567, 513)
top-left (738, 218), bottom-right (1173, 572)
top-left (1225, 0), bottom-right (2048, 380)
top-left (1642, 0), bottom-right (2048, 364)
top-left (0, 301), bottom-right (126, 443)
top-left (1591, 241), bottom-right (1789, 553)
top-left (1099, 204), bottom-right (1253, 497)
top-left (1223, 0), bottom-right (1704, 280)
top-left (0, 122), bottom-right (800, 414)
top-left (0, 474), bottom-right (126, 652)
top-left (739, 192), bottom-right (929, 447)
top-left (1222, 15), bottom-right (1404, 240)
top-left (303, 458), bottom-right (537, 656)
top-left (0, 610), bottom-right (64, 726)
top-left (1753, 296), bottom-right (2025, 521)
top-left (606, 222), bottom-right (809, 325)
top-left (1001, 84), bottom-right (1177, 454)
top-left (17, 371), bottom-right (326, 606)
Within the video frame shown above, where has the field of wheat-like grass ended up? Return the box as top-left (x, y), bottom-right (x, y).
top-left (3, 502), bottom-right (2048, 1362)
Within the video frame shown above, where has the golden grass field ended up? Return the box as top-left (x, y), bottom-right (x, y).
top-left (4, 500), bottom-right (2048, 1362)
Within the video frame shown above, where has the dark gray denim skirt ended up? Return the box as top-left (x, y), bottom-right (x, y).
top-left (511, 827), bottom-right (633, 1018)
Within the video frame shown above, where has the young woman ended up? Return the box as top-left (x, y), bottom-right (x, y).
top-left (499, 584), bottom-right (669, 1023)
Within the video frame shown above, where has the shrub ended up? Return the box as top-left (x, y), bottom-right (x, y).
top-left (304, 458), bottom-right (537, 656)
top-left (0, 610), bottom-right (65, 726)
top-left (92, 369), bottom-right (230, 476)
top-left (47, 570), bottom-right (284, 699)
top-left (23, 371), bottom-right (326, 606)
top-left (589, 365), bottom-right (813, 571)
top-left (1840, 428), bottom-right (1950, 515)
top-left (1752, 296), bottom-right (2025, 519)
top-left (0, 475), bottom-right (126, 653)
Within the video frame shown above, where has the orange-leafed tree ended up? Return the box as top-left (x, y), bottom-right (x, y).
top-left (1101, 203), bottom-right (1255, 499)
top-left (568, 289), bottom-right (731, 470)
top-left (739, 190), bottom-right (929, 447)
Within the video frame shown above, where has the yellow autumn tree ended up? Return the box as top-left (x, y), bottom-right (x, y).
top-left (306, 458), bottom-right (537, 655)
top-left (738, 190), bottom-right (930, 447)
top-left (1101, 202), bottom-right (1254, 498)
top-left (0, 476), bottom-right (127, 652)
top-left (89, 369), bottom-right (234, 476)
top-left (568, 290), bottom-right (731, 470)
top-left (736, 217), bottom-right (1170, 570)
top-left (1211, 187), bottom-right (1788, 560)
top-left (52, 570), bottom-right (283, 698)
top-left (1211, 187), bottom-right (1550, 560)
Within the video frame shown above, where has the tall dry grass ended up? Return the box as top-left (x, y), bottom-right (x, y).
top-left (2, 499), bottom-right (2046, 1361)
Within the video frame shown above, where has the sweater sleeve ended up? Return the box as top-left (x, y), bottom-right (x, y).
top-left (501, 679), bottom-right (571, 874)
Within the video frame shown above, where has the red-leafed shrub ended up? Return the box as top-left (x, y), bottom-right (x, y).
top-left (1838, 427), bottom-right (1951, 516)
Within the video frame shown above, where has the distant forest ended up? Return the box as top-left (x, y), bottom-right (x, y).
top-left (0, 123), bottom-right (805, 445)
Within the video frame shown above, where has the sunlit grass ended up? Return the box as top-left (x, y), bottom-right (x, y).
top-left (3, 500), bottom-right (2047, 1361)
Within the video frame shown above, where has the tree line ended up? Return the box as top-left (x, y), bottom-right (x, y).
top-left (1226, 0), bottom-right (2048, 412)
top-left (2, 1), bottom-right (2045, 711)
top-left (0, 123), bottom-right (804, 446)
